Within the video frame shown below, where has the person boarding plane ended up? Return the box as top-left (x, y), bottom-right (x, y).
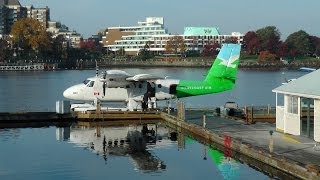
top-left (63, 43), bottom-right (241, 111)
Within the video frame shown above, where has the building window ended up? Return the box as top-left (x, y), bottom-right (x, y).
top-left (287, 95), bottom-right (298, 114)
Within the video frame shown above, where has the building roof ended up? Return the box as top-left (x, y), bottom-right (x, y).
top-left (183, 27), bottom-right (220, 36)
top-left (272, 69), bottom-right (320, 99)
top-left (7, 0), bottom-right (20, 5)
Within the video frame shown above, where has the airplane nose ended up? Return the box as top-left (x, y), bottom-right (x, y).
top-left (63, 88), bottom-right (71, 99)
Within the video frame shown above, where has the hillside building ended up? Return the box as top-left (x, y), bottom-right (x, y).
top-left (26, 5), bottom-right (50, 28)
top-left (101, 17), bottom-right (243, 55)
top-left (0, 0), bottom-right (50, 35)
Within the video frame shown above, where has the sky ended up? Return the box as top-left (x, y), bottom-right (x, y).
top-left (20, 0), bottom-right (320, 39)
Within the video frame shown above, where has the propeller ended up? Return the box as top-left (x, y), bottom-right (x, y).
top-left (102, 71), bottom-right (107, 96)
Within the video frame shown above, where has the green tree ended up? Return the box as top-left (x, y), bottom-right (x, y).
top-left (0, 39), bottom-right (10, 63)
top-left (285, 30), bottom-right (312, 56)
top-left (10, 18), bottom-right (51, 58)
top-left (138, 41), bottom-right (153, 60)
top-left (52, 35), bottom-right (66, 59)
top-left (256, 26), bottom-right (281, 53)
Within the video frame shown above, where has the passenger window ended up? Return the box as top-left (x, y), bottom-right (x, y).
top-left (88, 81), bottom-right (95, 87)
top-left (83, 79), bottom-right (90, 85)
top-left (158, 84), bottom-right (162, 88)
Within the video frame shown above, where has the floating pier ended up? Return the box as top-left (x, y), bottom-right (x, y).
top-left (0, 112), bottom-right (74, 128)
top-left (73, 110), bottom-right (161, 121)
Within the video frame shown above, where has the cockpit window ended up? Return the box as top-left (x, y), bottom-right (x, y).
top-left (83, 79), bottom-right (90, 85)
top-left (87, 81), bottom-right (95, 87)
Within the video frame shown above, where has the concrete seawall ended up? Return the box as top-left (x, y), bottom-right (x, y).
top-left (76, 58), bottom-right (320, 70)
top-left (160, 112), bottom-right (319, 180)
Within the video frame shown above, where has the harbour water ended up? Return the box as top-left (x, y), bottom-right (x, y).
top-left (0, 68), bottom-right (307, 179)
top-left (0, 122), bottom-right (285, 180)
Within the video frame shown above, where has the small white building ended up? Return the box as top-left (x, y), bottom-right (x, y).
top-left (272, 69), bottom-right (320, 142)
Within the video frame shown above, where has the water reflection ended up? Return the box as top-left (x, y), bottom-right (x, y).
top-left (56, 123), bottom-right (178, 173)
top-left (57, 122), bottom-right (244, 179)
top-left (0, 124), bottom-right (286, 179)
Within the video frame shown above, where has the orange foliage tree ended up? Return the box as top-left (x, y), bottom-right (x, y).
top-left (165, 35), bottom-right (186, 56)
top-left (10, 18), bottom-right (51, 54)
top-left (258, 50), bottom-right (278, 61)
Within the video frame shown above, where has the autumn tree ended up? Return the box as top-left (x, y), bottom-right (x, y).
top-left (309, 36), bottom-right (320, 57)
top-left (258, 50), bottom-right (277, 61)
top-left (243, 31), bottom-right (260, 55)
top-left (285, 30), bottom-right (312, 56)
top-left (256, 26), bottom-right (281, 53)
top-left (224, 36), bottom-right (238, 44)
top-left (10, 18), bottom-right (51, 57)
top-left (276, 41), bottom-right (289, 59)
top-left (202, 43), bottom-right (220, 57)
top-left (165, 35), bottom-right (186, 56)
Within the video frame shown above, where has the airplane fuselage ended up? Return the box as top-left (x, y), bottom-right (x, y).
top-left (63, 77), bottom-right (179, 102)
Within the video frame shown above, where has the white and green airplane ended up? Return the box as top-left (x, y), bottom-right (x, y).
top-left (63, 43), bottom-right (241, 110)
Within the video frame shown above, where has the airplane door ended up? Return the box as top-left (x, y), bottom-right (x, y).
top-left (169, 84), bottom-right (177, 94)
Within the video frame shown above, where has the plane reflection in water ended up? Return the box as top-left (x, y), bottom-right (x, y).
top-left (55, 123), bottom-right (240, 177)
top-left (56, 123), bottom-right (179, 172)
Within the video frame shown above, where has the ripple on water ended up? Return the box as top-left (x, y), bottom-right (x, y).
top-left (0, 129), bottom-right (21, 142)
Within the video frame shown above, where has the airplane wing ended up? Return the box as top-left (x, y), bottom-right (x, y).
top-left (126, 74), bottom-right (163, 81)
top-left (99, 70), bottom-right (132, 82)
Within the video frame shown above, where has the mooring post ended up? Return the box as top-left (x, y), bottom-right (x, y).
top-left (96, 126), bottom-right (101, 137)
top-left (203, 114), bottom-right (206, 128)
top-left (267, 104), bottom-right (270, 114)
top-left (177, 101), bottom-right (185, 121)
top-left (250, 106), bottom-right (254, 124)
top-left (269, 130), bottom-right (273, 153)
top-left (202, 145), bottom-right (207, 160)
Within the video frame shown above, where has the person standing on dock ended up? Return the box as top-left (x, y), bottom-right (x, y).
top-left (142, 91), bottom-right (151, 111)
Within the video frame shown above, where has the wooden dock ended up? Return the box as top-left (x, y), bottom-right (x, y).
top-left (0, 111), bottom-right (162, 128)
top-left (0, 112), bottom-right (74, 128)
top-left (73, 110), bottom-right (161, 121)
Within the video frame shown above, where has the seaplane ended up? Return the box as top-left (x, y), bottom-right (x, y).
top-left (63, 43), bottom-right (241, 111)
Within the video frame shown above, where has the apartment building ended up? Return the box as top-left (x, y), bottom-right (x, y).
top-left (0, 1), bottom-right (5, 35)
top-left (0, 0), bottom-right (50, 35)
top-left (101, 17), bottom-right (169, 55)
top-left (26, 5), bottom-right (50, 28)
top-left (0, 0), bottom-right (26, 34)
top-left (47, 20), bottom-right (82, 48)
top-left (182, 27), bottom-right (243, 51)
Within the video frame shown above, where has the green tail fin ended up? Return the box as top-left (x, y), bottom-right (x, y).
top-left (176, 43), bottom-right (241, 98)
top-left (205, 43), bottom-right (241, 82)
